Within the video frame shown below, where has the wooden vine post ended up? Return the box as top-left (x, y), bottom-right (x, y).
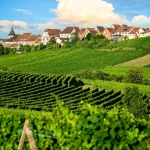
top-left (18, 119), bottom-right (38, 150)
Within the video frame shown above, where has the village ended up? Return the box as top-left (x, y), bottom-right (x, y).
top-left (0, 24), bottom-right (150, 49)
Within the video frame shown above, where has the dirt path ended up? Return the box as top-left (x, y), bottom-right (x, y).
top-left (116, 54), bottom-right (150, 67)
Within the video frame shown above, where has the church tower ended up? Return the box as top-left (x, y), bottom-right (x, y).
top-left (8, 24), bottom-right (15, 39)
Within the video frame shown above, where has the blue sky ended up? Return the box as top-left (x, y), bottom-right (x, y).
top-left (0, 0), bottom-right (150, 38)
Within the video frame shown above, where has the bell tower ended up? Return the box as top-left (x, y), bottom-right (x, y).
top-left (8, 23), bottom-right (15, 39)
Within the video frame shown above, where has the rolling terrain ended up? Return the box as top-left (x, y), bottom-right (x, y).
top-left (0, 48), bottom-right (149, 75)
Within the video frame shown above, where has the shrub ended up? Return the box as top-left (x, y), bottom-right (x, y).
top-left (126, 69), bottom-right (143, 84)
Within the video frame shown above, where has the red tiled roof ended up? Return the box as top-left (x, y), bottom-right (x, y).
top-left (107, 28), bottom-right (114, 33)
top-left (44, 29), bottom-right (61, 35)
top-left (87, 28), bottom-right (95, 31)
top-left (27, 35), bottom-right (41, 42)
top-left (115, 26), bottom-right (135, 33)
top-left (61, 26), bottom-right (80, 34)
top-left (129, 28), bottom-right (140, 34)
top-left (112, 24), bottom-right (121, 29)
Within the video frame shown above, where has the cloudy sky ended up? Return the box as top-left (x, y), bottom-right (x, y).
top-left (0, 0), bottom-right (150, 38)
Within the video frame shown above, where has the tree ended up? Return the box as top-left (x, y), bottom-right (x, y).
top-left (85, 33), bottom-right (92, 41)
top-left (126, 69), bottom-right (143, 84)
top-left (124, 86), bottom-right (146, 118)
top-left (0, 44), bottom-right (4, 55)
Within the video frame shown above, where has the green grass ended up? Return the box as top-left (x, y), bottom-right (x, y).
top-left (82, 79), bottom-right (150, 96)
top-left (101, 66), bottom-right (150, 79)
top-left (104, 36), bottom-right (150, 49)
top-left (0, 48), bottom-right (149, 75)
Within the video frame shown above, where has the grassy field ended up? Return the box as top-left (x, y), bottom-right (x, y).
top-left (0, 48), bottom-right (149, 75)
top-left (101, 66), bottom-right (150, 79)
top-left (104, 36), bottom-right (150, 49)
top-left (82, 79), bottom-right (150, 96)
top-left (117, 54), bottom-right (150, 67)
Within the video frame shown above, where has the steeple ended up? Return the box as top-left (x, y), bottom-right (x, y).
top-left (8, 23), bottom-right (15, 39)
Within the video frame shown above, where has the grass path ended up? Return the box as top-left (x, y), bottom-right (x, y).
top-left (117, 54), bottom-right (150, 67)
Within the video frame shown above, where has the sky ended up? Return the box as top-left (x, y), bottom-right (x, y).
top-left (0, 0), bottom-right (150, 38)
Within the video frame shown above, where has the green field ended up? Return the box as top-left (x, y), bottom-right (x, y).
top-left (101, 66), bottom-right (150, 79)
top-left (82, 79), bottom-right (150, 96)
top-left (104, 36), bottom-right (150, 49)
top-left (0, 48), bottom-right (149, 75)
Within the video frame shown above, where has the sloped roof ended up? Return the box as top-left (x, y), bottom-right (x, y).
top-left (115, 26), bottom-right (135, 33)
top-left (112, 24), bottom-right (121, 29)
top-left (15, 33), bottom-right (31, 42)
top-left (44, 29), bottom-right (61, 35)
top-left (96, 26), bottom-right (105, 32)
top-left (80, 28), bottom-right (86, 33)
top-left (0, 39), bottom-right (8, 42)
top-left (61, 27), bottom-right (80, 34)
top-left (90, 30), bottom-right (98, 35)
top-left (86, 28), bottom-right (95, 31)
top-left (129, 28), bottom-right (140, 34)
top-left (27, 35), bottom-right (41, 42)
top-left (107, 28), bottom-right (114, 33)
top-left (8, 27), bottom-right (15, 36)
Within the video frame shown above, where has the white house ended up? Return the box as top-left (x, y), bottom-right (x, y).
top-left (60, 27), bottom-right (80, 39)
top-left (42, 29), bottom-right (61, 45)
top-left (128, 28), bottom-right (145, 39)
top-left (139, 30), bottom-right (150, 38)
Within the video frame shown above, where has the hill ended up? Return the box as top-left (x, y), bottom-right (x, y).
top-left (116, 54), bottom-right (150, 67)
top-left (0, 48), bottom-right (149, 75)
top-left (104, 36), bottom-right (150, 49)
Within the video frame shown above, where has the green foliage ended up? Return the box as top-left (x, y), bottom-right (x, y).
top-left (0, 71), bottom-right (125, 111)
top-left (104, 36), bottom-right (150, 50)
top-left (126, 69), bottom-right (143, 84)
top-left (0, 48), bottom-right (149, 75)
top-left (0, 105), bottom-right (150, 149)
top-left (73, 69), bottom-right (124, 82)
top-left (124, 86), bottom-right (149, 119)
top-left (85, 33), bottom-right (92, 41)
top-left (0, 44), bottom-right (15, 56)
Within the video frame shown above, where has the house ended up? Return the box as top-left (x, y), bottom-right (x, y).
top-left (79, 28), bottom-right (97, 40)
top-left (55, 37), bottom-right (65, 45)
top-left (103, 28), bottom-right (114, 39)
top-left (114, 25), bottom-right (135, 38)
top-left (95, 26), bottom-right (105, 34)
top-left (60, 27), bottom-right (80, 39)
top-left (111, 24), bottom-right (121, 31)
top-left (27, 35), bottom-right (41, 46)
top-left (14, 33), bottom-right (41, 46)
top-left (128, 28), bottom-right (145, 39)
top-left (139, 29), bottom-right (150, 38)
top-left (42, 29), bottom-right (61, 45)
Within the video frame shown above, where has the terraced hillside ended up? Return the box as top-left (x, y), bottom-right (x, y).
top-left (0, 72), bottom-right (125, 111)
top-left (0, 48), bottom-right (149, 74)
top-left (117, 54), bottom-right (150, 67)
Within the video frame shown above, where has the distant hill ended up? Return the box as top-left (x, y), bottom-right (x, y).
top-left (104, 36), bottom-right (150, 49)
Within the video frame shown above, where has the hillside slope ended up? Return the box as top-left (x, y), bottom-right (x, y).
top-left (0, 48), bottom-right (149, 74)
top-left (104, 36), bottom-right (150, 49)
top-left (116, 54), bottom-right (150, 67)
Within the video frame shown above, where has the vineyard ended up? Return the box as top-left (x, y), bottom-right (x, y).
top-left (0, 71), bottom-right (125, 111)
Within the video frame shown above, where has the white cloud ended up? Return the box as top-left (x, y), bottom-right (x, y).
top-left (130, 15), bottom-right (150, 27)
top-left (13, 9), bottom-right (32, 15)
top-left (51, 0), bottom-right (129, 26)
top-left (0, 20), bottom-right (28, 33)
top-left (28, 21), bottom-right (65, 31)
